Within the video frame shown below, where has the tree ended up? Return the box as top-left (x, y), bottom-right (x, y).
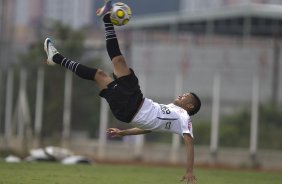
top-left (19, 22), bottom-right (102, 144)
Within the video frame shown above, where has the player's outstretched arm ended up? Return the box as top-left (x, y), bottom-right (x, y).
top-left (181, 133), bottom-right (197, 184)
top-left (107, 128), bottom-right (152, 137)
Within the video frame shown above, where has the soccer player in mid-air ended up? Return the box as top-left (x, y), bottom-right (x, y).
top-left (43, 0), bottom-right (201, 183)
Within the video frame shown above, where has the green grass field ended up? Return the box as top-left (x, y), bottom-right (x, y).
top-left (0, 161), bottom-right (281, 184)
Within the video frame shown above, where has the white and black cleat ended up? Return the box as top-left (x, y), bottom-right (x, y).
top-left (44, 38), bottom-right (59, 66)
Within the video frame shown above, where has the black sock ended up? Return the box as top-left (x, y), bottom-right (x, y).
top-left (103, 14), bottom-right (122, 60)
top-left (53, 54), bottom-right (97, 81)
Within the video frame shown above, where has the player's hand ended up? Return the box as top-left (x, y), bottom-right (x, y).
top-left (106, 128), bottom-right (123, 137)
top-left (181, 172), bottom-right (197, 184)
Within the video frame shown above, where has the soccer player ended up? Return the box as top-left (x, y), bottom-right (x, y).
top-left (43, 1), bottom-right (201, 183)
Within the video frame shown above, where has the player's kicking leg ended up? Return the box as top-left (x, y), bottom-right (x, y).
top-left (44, 38), bottom-right (113, 90)
top-left (97, 0), bottom-right (131, 78)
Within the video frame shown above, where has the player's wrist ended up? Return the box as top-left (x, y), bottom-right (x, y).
top-left (118, 130), bottom-right (126, 136)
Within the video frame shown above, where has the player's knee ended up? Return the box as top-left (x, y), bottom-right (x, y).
top-left (112, 56), bottom-right (126, 66)
top-left (95, 69), bottom-right (108, 79)
top-left (95, 69), bottom-right (113, 90)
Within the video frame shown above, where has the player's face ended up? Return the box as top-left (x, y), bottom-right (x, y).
top-left (174, 93), bottom-right (195, 111)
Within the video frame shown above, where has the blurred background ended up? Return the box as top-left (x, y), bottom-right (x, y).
top-left (0, 0), bottom-right (281, 169)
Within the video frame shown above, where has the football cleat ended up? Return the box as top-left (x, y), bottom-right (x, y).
top-left (44, 38), bottom-right (58, 66)
top-left (96, 0), bottom-right (112, 18)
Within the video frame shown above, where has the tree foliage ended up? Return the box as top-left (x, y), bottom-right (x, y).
top-left (18, 22), bottom-right (102, 143)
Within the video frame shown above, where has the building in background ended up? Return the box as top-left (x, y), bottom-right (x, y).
top-left (13, 0), bottom-right (94, 42)
top-left (14, 0), bottom-right (94, 29)
top-left (3, 0), bottom-right (282, 66)
top-left (179, 0), bottom-right (282, 13)
top-left (44, 0), bottom-right (93, 29)
top-left (14, 0), bottom-right (43, 44)
top-left (10, 0), bottom-right (282, 44)
top-left (128, 0), bottom-right (282, 104)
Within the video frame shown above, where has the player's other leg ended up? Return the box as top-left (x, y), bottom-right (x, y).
top-left (44, 38), bottom-right (113, 90)
top-left (97, 0), bottom-right (131, 78)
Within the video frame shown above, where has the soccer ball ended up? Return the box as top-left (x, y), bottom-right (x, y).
top-left (110, 2), bottom-right (132, 26)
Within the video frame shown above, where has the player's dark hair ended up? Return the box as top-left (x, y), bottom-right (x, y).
top-left (189, 92), bottom-right (201, 116)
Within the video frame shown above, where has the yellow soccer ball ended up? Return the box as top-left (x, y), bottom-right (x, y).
top-left (110, 2), bottom-right (132, 26)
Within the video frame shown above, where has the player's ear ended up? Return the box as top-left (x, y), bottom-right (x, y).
top-left (186, 103), bottom-right (194, 110)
